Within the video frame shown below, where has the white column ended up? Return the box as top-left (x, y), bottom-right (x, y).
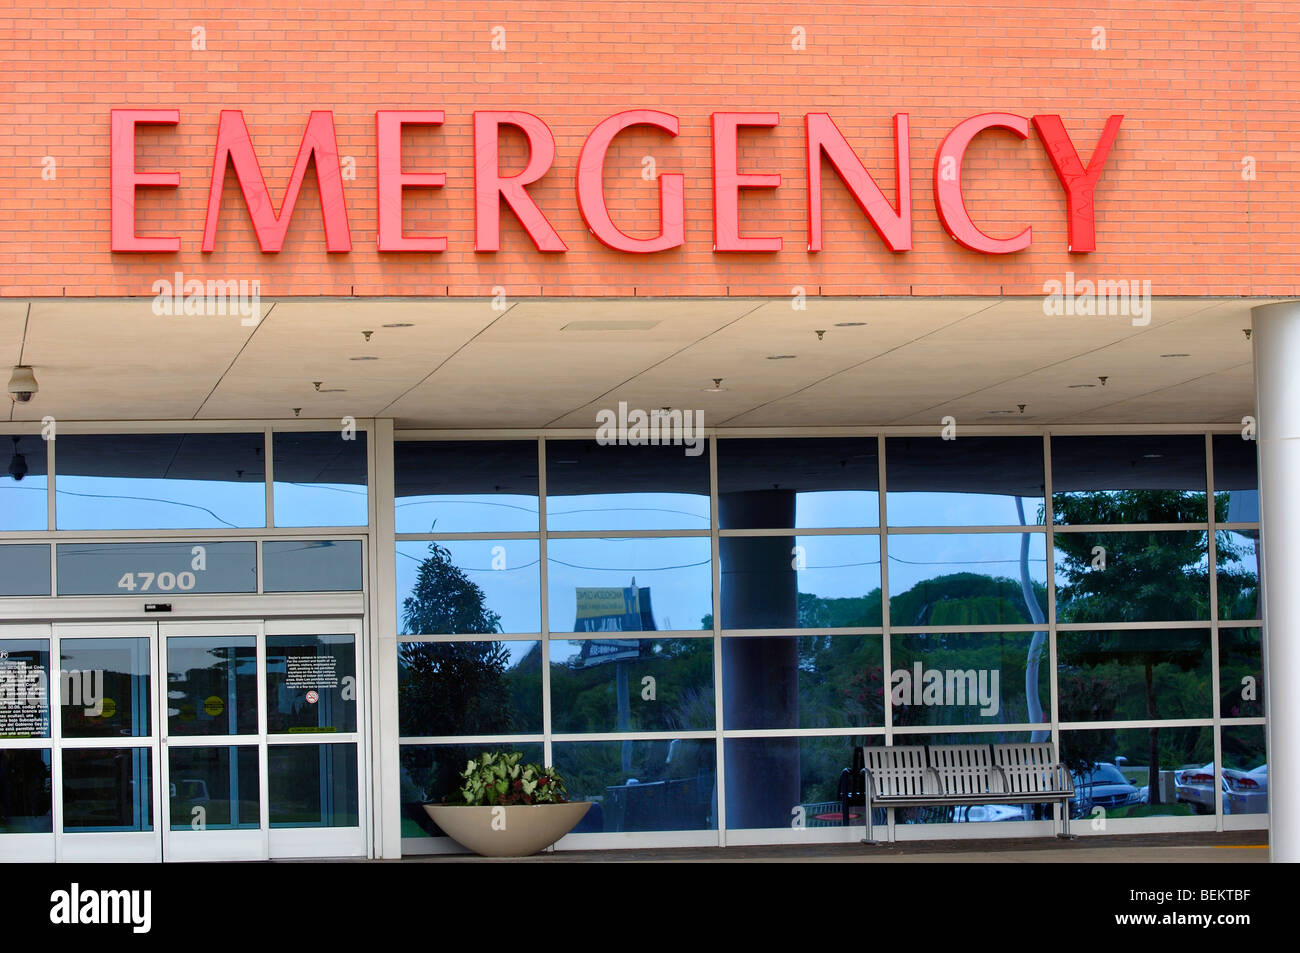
top-left (1252, 300), bottom-right (1300, 863)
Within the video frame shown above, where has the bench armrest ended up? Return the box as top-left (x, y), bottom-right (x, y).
top-left (989, 764), bottom-right (1010, 795)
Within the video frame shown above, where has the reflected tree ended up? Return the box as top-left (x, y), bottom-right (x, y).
top-left (1054, 490), bottom-right (1251, 802)
top-left (398, 543), bottom-right (515, 809)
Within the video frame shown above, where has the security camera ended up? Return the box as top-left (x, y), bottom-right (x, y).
top-left (7, 365), bottom-right (37, 403)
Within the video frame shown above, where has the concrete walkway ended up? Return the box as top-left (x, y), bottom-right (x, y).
top-left (405, 830), bottom-right (1268, 863)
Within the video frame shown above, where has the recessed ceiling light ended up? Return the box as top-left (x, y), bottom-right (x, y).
top-left (985, 410), bottom-right (1017, 415)
top-left (382, 322), bottom-right (414, 328)
top-left (834, 321), bottom-right (867, 327)
top-left (349, 356), bottom-right (378, 361)
top-left (1160, 353), bottom-right (1190, 358)
top-left (766, 354), bottom-right (797, 360)
top-left (1068, 384), bottom-right (1097, 389)
top-left (704, 378), bottom-right (726, 392)
top-left (318, 388), bottom-right (347, 393)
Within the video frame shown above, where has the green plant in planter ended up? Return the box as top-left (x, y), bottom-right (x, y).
top-left (446, 751), bottom-right (569, 806)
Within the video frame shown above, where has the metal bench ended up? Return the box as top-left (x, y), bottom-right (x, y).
top-left (846, 742), bottom-right (1075, 843)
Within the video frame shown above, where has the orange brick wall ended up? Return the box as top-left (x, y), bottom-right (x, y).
top-left (1, 0), bottom-right (1296, 298)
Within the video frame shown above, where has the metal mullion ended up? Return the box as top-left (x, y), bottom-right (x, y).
top-left (1056, 620), bottom-right (1213, 631)
top-left (551, 730), bottom-right (715, 743)
top-left (398, 735), bottom-right (546, 746)
top-left (50, 622), bottom-right (62, 860)
top-left (1058, 718), bottom-right (1215, 731)
top-left (1052, 523), bottom-right (1209, 534)
top-left (1217, 522), bottom-right (1262, 531)
top-left (395, 532), bottom-right (540, 542)
top-left (46, 426), bottom-right (56, 532)
top-left (163, 734), bottom-right (262, 747)
top-left (1206, 432), bottom-right (1224, 828)
top-left (264, 428), bottom-right (275, 530)
top-left (397, 632), bottom-right (542, 643)
top-left (888, 623), bottom-right (1044, 635)
top-left (883, 524), bottom-right (1047, 535)
top-left (537, 438), bottom-right (552, 777)
top-left (256, 622), bottom-right (269, 857)
top-left (709, 434), bottom-right (726, 845)
top-left (559, 630), bottom-right (712, 641)
top-left (720, 627), bottom-right (884, 638)
top-left (718, 527), bottom-right (881, 537)
top-left (891, 722), bottom-right (1046, 735)
top-left (545, 529), bottom-right (710, 539)
top-left (879, 434), bottom-right (892, 746)
top-left (266, 733), bottom-right (361, 745)
top-left (721, 727), bottom-right (888, 740)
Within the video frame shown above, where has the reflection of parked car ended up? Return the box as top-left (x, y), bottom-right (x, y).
top-left (1071, 763), bottom-right (1142, 817)
top-left (1175, 763), bottom-right (1268, 815)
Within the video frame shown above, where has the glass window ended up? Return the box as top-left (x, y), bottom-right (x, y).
top-left (399, 743), bottom-right (544, 838)
top-left (56, 541), bottom-right (257, 596)
top-left (265, 634), bottom-right (357, 734)
top-left (720, 535), bottom-right (881, 630)
top-left (54, 433), bottom-right (266, 530)
top-left (1218, 629), bottom-right (1264, 719)
top-left (398, 540), bottom-right (540, 635)
top-left (550, 638), bottom-right (714, 733)
top-left (272, 431), bottom-right (368, 527)
top-left (1058, 629), bottom-right (1212, 721)
top-left (1220, 725), bottom-right (1267, 817)
top-left (890, 632), bottom-right (1049, 727)
top-left (547, 537), bottom-right (712, 634)
top-left (1054, 530), bottom-right (1210, 623)
top-left (1051, 435), bottom-right (1207, 524)
top-left (545, 439), bottom-right (709, 532)
top-left (1213, 434), bottom-right (1258, 523)
top-left (59, 637), bottom-right (151, 738)
top-left (1059, 726), bottom-right (1212, 819)
top-left (268, 743), bottom-right (358, 828)
top-left (717, 437), bottom-right (878, 529)
top-left (62, 747), bottom-right (152, 831)
top-left (0, 544), bottom-right (51, 596)
top-left (0, 639), bottom-right (50, 738)
top-left (887, 532), bottom-right (1047, 626)
top-left (263, 539), bottom-right (363, 592)
top-left (398, 640), bottom-right (542, 736)
top-left (1217, 530), bottom-right (1260, 620)
top-left (396, 440), bottom-right (539, 534)
top-left (553, 739), bottom-right (717, 833)
top-left (722, 635), bottom-right (883, 730)
top-left (723, 736), bottom-right (881, 830)
top-left (886, 436), bottom-right (1044, 527)
top-left (168, 746), bottom-right (260, 830)
top-left (0, 433), bottom-right (47, 531)
top-left (166, 636), bottom-right (258, 737)
top-left (0, 749), bottom-right (52, 832)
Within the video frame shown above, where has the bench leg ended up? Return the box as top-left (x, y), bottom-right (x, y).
top-left (1057, 798), bottom-right (1076, 839)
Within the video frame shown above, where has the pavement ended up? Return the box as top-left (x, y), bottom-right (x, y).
top-left (401, 830), bottom-right (1269, 863)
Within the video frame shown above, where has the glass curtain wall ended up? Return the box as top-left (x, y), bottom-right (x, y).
top-left (395, 431), bottom-right (1264, 845)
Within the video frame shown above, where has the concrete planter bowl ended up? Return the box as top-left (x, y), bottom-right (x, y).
top-left (424, 802), bottom-right (592, 857)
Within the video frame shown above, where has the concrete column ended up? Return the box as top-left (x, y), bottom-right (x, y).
top-left (1252, 301), bottom-right (1300, 863)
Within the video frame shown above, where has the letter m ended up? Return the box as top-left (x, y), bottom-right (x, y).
top-left (202, 110), bottom-right (352, 252)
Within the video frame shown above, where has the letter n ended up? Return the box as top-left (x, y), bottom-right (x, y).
top-left (806, 113), bottom-right (911, 251)
top-left (202, 110), bottom-right (352, 252)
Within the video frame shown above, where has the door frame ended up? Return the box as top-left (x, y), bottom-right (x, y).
top-left (160, 619), bottom-right (269, 863)
top-left (2, 597), bottom-right (369, 863)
